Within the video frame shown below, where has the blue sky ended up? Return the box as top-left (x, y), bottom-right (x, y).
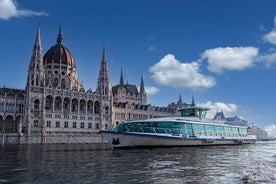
top-left (0, 0), bottom-right (276, 137)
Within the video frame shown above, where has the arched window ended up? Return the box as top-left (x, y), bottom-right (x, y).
top-left (63, 97), bottom-right (70, 112)
top-left (105, 105), bottom-right (109, 115)
top-left (36, 75), bottom-right (39, 86)
top-left (45, 95), bottom-right (53, 110)
top-left (80, 99), bottom-right (86, 113)
top-left (54, 96), bottom-right (62, 111)
top-left (5, 115), bottom-right (15, 133)
top-left (94, 101), bottom-right (100, 114)
top-left (87, 100), bottom-right (93, 113)
top-left (34, 99), bottom-right (40, 109)
top-left (72, 98), bottom-right (78, 113)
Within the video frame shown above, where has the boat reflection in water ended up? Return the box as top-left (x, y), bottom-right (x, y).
top-left (101, 102), bottom-right (256, 148)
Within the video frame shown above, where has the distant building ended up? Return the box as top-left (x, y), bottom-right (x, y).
top-left (248, 126), bottom-right (268, 141)
top-left (213, 111), bottom-right (268, 140)
top-left (112, 69), bottom-right (178, 127)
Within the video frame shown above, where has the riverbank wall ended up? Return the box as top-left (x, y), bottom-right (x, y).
top-left (1, 133), bottom-right (106, 145)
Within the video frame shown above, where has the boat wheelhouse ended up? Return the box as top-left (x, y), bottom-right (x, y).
top-left (101, 103), bottom-right (256, 148)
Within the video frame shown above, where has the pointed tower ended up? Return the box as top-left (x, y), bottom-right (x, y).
top-left (26, 25), bottom-right (45, 89)
top-left (119, 68), bottom-right (124, 88)
top-left (57, 25), bottom-right (63, 45)
top-left (177, 94), bottom-right (183, 107)
top-left (96, 46), bottom-right (113, 130)
top-left (139, 75), bottom-right (147, 105)
top-left (140, 75), bottom-right (145, 94)
top-left (191, 96), bottom-right (195, 107)
top-left (97, 46), bottom-right (111, 97)
top-left (25, 25), bottom-right (45, 136)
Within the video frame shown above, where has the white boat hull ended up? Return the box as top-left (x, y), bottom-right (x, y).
top-left (101, 131), bottom-right (256, 148)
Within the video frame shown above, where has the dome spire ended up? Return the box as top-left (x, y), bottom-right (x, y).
top-left (57, 25), bottom-right (63, 45)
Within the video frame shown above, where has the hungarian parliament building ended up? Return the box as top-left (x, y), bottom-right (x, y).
top-left (0, 26), bottom-right (185, 144)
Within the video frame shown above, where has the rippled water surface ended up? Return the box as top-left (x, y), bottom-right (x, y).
top-left (0, 141), bottom-right (275, 183)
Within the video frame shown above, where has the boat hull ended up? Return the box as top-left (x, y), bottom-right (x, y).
top-left (101, 131), bottom-right (256, 148)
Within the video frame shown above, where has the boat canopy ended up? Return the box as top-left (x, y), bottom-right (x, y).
top-left (178, 106), bottom-right (210, 118)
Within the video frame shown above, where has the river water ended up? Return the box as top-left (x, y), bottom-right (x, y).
top-left (0, 141), bottom-right (275, 184)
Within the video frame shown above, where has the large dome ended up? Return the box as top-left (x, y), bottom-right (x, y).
top-left (43, 29), bottom-right (74, 66)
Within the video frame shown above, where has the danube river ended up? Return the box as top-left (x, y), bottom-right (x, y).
top-left (0, 141), bottom-right (275, 184)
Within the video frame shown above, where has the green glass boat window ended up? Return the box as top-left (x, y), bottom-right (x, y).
top-left (180, 109), bottom-right (194, 117)
top-left (215, 126), bottom-right (224, 136)
top-left (114, 122), bottom-right (132, 132)
top-left (232, 127), bottom-right (238, 133)
top-left (224, 127), bottom-right (232, 136)
top-left (170, 122), bottom-right (185, 129)
top-left (193, 124), bottom-right (205, 134)
top-left (186, 123), bottom-right (193, 136)
top-left (180, 108), bottom-right (208, 117)
top-left (205, 125), bottom-right (215, 135)
top-left (238, 128), bottom-right (247, 136)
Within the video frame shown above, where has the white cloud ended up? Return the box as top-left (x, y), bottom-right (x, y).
top-left (144, 86), bottom-right (160, 95)
top-left (264, 31), bottom-right (276, 44)
top-left (260, 51), bottom-right (276, 68)
top-left (198, 101), bottom-right (238, 119)
top-left (263, 16), bottom-right (276, 45)
top-left (148, 46), bottom-right (161, 52)
top-left (201, 47), bottom-right (259, 73)
top-left (149, 54), bottom-right (216, 90)
top-left (264, 124), bottom-right (276, 138)
top-left (0, 0), bottom-right (48, 20)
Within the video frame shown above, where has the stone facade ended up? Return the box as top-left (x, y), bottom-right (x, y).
top-left (0, 26), bottom-right (183, 144)
top-left (0, 88), bottom-right (24, 134)
top-left (112, 70), bottom-right (177, 127)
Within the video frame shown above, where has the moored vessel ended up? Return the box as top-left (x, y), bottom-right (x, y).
top-left (101, 102), bottom-right (256, 148)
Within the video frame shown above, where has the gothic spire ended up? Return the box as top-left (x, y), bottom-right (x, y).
top-left (119, 68), bottom-right (124, 88)
top-left (30, 24), bottom-right (43, 69)
top-left (102, 44), bottom-right (107, 63)
top-left (140, 74), bottom-right (145, 94)
top-left (57, 25), bottom-right (63, 45)
top-left (97, 46), bottom-right (111, 96)
top-left (33, 23), bottom-right (42, 52)
top-left (27, 24), bottom-right (44, 89)
top-left (178, 94), bottom-right (182, 104)
top-left (191, 96), bottom-right (195, 107)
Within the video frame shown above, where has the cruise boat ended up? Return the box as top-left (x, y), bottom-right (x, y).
top-left (101, 104), bottom-right (256, 148)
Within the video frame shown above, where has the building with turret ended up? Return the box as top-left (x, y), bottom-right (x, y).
top-left (0, 26), bottom-right (184, 144)
top-left (112, 70), bottom-right (178, 127)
